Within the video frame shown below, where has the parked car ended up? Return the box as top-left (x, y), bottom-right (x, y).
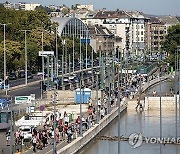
top-left (18, 70), bottom-right (33, 79)
top-left (27, 71), bottom-right (33, 79)
top-left (18, 70), bottom-right (25, 78)
top-left (63, 76), bottom-right (70, 84)
top-left (9, 72), bottom-right (17, 80)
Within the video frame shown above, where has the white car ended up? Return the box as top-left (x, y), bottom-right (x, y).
top-left (19, 126), bottom-right (33, 140)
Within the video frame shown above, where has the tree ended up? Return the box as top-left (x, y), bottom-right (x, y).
top-left (162, 24), bottom-right (180, 65)
top-left (162, 24), bottom-right (180, 54)
top-left (0, 40), bottom-right (22, 71)
top-left (0, 8), bottom-right (58, 73)
top-left (61, 8), bottom-right (70, 15)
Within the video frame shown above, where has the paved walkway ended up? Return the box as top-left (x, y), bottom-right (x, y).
top-left (24, 104), bottom-right (89, 154)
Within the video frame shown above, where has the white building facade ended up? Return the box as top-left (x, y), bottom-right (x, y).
top-left (81, 10), bottom-right (149, 56)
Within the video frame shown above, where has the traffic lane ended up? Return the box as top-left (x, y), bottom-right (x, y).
top-left (8, 82), bottom-right (41, 100)
top-left (9, 76), bottom-right (41, 88)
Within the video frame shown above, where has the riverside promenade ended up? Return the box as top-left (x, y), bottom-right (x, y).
top-left (22, 99), bottom-right (127, 154)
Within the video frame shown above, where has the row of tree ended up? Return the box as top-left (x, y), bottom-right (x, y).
top-left (162, 24), bottom-right (180, 66)
top-left (0, 6), bottom-right (93, 77)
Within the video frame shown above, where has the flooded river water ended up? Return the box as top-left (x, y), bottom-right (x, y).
top-left (82, 80), bottom-right (180, 154)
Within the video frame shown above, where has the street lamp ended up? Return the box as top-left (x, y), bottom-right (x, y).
top-left (55, 27), bottom-right (58, 77)
top-left (73, 34), bottom-right (75, 72)
top-left (22, 30), bottom-right (30, 85)
top-left (0, 23), bottom-right (11, 92)
top-left (41, 31), bottom-right (45, 81)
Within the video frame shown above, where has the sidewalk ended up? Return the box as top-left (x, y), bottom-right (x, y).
top-left (23, 104), bottom-right (89, 154)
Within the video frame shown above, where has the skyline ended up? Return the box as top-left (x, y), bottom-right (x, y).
top-left (0, 0), bottom-right (180, 16)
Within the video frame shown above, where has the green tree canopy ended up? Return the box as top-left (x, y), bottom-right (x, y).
top-left (162, 24), bottom-right (180, 66)
top-left (162, 24), bottom-right (180, 54)
top-left (0, 8), bottom-right (58, 73)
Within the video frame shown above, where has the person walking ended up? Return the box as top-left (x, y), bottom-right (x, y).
top-left (32, 135), bottom-right (37, 152)
top-left (135, 96), bottom-right (141, 110)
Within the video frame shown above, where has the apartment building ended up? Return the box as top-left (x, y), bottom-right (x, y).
top-left (82, 10), bottom-right (149, 56)
top-left (88, 25), bottom-right (115, 54)
top-left (145, 17), bottom-right (166, 52)
top-left (3, 2), bottom-right (40, 11)
top-left (77, 4), bottom-right (94, 11)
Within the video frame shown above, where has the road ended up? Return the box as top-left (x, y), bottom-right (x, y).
top-left (8, 76), bottom-right (41, 88)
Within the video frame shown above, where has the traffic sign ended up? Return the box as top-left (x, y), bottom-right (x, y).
top-left (39, 51), bottom-right (54, 56)
top-left (15, 96), bottom-right (31, 104)
top-left (40, 105), bottom-right (45, 111)
top-left (30, 94), bottom-right (35, 100)
top-left (5, 84), bottom-right (9, 89)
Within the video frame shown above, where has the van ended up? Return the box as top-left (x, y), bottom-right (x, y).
top-left (19, 126), bottom-right (34, 141)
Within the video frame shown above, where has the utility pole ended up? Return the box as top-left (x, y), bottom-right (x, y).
top-left (56, 27), bottom-right (58, 77)
top-left (159, 65), bottom-right (162, 154)
top-left (118, 58), bottom-right (121, 154)
top-left (91, 47), bottom-right (94, 83)
top-left (10, 96), bottom-right (13, 154)
top-left (175, 48), bottom-right (178, 140)
top-left (79, 35), bottom-right (83, 137)
top-left (22, 30), bottom-right (30, 85)
top-left (53, 82), bottom-right (57, 154)
top-left (96, 74), bottom-right (99, 124)
top-left (42, 32), bottom-right (45, 81)
top-left (73, 34), bottom-right (75, 72)
top-left (0, 23), bottom-right (11, 91)
top-left (69, 54), bottom-right (71, 76)
top-left (86, 30), bottom-right (88, 69)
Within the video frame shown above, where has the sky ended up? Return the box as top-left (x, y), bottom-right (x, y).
top-left (1, 0), bottom-right (180, 16)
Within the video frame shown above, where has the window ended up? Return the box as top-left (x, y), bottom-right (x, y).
top-left (160, 31), bottom-right (164, 34)
top-left (141, 37), bottom-right (143, 41)
top-left (160, 36), bottom-right (164, 39)
top-left (141, 25), bottom-right (143, 29)
top-left (141, 31), bottom-right (143, 35)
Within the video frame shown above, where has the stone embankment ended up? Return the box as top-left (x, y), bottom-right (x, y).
top-left (57, 101), bottom-right (127, 154)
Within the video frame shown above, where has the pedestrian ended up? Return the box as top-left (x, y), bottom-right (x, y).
top-left (100, 106), bottom-right (105, 119)
top-left (6, 130), bottom-right (10, 146)
top-left (14, 130), bottom-right (20, 146)
top-left (32, 135), bottom-right (37, 152)
top-left (67, 127), bottom-right (72, 143)
top-left (19, 129), bottom-right (24, 145)
top-left (135, 97), bottom-right (141, 110)
top-left (56, 128), bottom-right (60, 143)
top-left (15, 149), bottom-right (22, 154)
top-left (153, 90), bottom-right (157, 96)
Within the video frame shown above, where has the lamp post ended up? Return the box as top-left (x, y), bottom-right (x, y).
top-left (79, 35), bottom-right (83, 137)
top-left (53, 82), bottom-right (57, 154)
top-left (0, 23), bottom-right (11, 92)
top-left (79, 76), bottom-right (83, 137)
top-left (9, 96), bottom-right (13, 154)
top-left (73, 34), bottom-right (75, 72)
top-left (86, 30), bottom-right (88, 69)
top-left (159, 65), bottom-right (162, 153)
top-left (22, 30), bottom-right (30, 85)
top-left (41, 32), bottom-right (45, 81)
top-left (55, 27), bottom-right (58, 77)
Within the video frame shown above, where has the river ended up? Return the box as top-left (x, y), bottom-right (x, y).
top-left (81, 80), bottom-right (180, 154)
